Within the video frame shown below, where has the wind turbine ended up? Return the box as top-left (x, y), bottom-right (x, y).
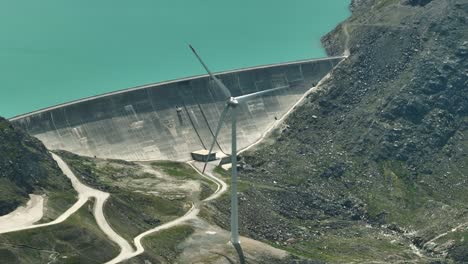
top-left (189, 45), bottom-right (290, 263)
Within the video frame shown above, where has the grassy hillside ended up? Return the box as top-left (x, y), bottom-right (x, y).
top-left (57, 151), bottom-right (215, 241)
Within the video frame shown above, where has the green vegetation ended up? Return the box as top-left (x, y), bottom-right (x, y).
top-left (39, 191), bottom-right (78, 223)
top-left (212, 166), bottom-right (251, 193)
top-left (104, 189), bottom-right (186, 241)
top-left (199, 182), bottom-right (215, 201)
top-left (297, 238), bottom-right (409, 263)
top-left (151, 161), bottom-right (199, 180)
top-left (0, 200), bottom-right (119, 263)
top-left (364, 161), bottom-right (426, 225)
top-left (213, 166), bottom-right (230, 179)
top-left (151, 161), bottom-right (217, 201)
top-left (123, 225), bottom-right (194, 264)
top-left (56, 151), bottom-right (217, 243)
top-left (57, 151), bottom-right (192, 240)
top-left (274, 226), bottom-right (415, 263)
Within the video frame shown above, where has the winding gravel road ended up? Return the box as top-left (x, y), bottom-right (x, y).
top-left (52, 154), bottom-right (134, 260)
top-left (0, 153), bottom-right (228, 264)
top-left (0, 154), bottom-right (134, 262)
top-left (0, 154), bottom-right (87, 235)
top-left (106, 161), bottom-right (228, 263)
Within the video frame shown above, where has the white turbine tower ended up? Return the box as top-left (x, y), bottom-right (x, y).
top-left (189, 45), bottom-right (290, 263)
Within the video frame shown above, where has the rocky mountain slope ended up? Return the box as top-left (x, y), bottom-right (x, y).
top-left (0, 117), bottom-right (75, 219)
top-left (209, 0), bottom-right (468, 263)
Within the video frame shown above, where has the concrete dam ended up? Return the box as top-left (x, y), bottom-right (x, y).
top-left (10, 57), bottom-right (343, 161)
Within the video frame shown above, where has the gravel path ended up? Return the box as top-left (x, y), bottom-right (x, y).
top-left (105, 161), bottom-right (228, 264)
top-left (0, 153), bottom-right (134, 263)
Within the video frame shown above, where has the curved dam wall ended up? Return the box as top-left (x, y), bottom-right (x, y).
top-left (10, 57), bottom-right (343, 161)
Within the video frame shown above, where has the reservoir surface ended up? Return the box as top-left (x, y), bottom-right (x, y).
top-left (0, 0), bottom-right (350, 118)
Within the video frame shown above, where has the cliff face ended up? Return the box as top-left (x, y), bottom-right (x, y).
top-left (0, 117), bottom-right (74, 216)
top-left (212, 0), bottom-right (468, 262)
top-left (320, 0), bottom-right (467, 173)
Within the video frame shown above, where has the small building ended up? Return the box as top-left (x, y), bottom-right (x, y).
top-left (191, 149), bottom-right (217, 162)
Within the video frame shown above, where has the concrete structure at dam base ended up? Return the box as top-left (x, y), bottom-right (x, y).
top-left (191, 150), bottom-right (216, 162)
top-left (11, 56), bottom-right (344, 161)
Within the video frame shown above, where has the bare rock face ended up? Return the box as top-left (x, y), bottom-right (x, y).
top-left (212, 0), bottom-right (468, 262)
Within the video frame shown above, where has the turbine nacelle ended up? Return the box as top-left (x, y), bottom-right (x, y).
top-left (227, 97), bottom-right (239, 107)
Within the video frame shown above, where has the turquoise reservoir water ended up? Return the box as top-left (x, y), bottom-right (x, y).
top-left (0, 1), bottom-right (350, 118)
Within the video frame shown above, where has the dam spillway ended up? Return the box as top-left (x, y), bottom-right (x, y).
top-left (10, 57), bottom-right (343, 161)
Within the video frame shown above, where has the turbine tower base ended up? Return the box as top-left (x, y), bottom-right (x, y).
top-left (233, 241), bottom-right (246, 264)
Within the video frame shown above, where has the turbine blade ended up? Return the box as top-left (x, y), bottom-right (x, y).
top-left (189, 45), bottom-right (214, 78)
top-left (203, 104), bottom-right (230, 173)
top-left (189, 45), bottom-right (232, 99)
top-left (235, 85), bottom-right (290, 104)
top-left (212, 77), bottom-right (233, 100)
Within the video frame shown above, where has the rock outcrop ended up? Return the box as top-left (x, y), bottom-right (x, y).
top-left (0, 117), bottom-right (74, 215)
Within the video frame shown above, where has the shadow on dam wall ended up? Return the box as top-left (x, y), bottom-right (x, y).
top-left (10, 57), bottom-right (343, 161)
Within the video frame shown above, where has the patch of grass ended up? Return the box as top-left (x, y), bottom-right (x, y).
top-left (270, 223), bottom-right (416, 263)
top-left (57, 152), bottom-right (202, 241)
top-left (283, 237), bottom-right (410, 262)
top-left (56, 151), bottom-right (222, 249)
top-left (214, 166), bottom-right (230, 179)
top-left (40, 190), bottom-right (77, 223)
top-left (144, 225), bottom-right (194, 261)
top-left (211, 170), bottom-right (250, 192)
top-left (0, 200), bottom-right (119, 264)
top-left (151, 161), bottom-right (199, 180)
top-left (127, 225), bottom-right (194, 263)
top-left (198, 206), bottom-right (216, 225)
top-left (104, 189), bottom-right (188, 241)
top-left (237, 180), bottom-right (251, 193)
top-left (152, 161), bottom-right (218, 200)
top-left (199, 182), bottom-right (215, 201)
top-left (364, 161), bottom-right (428, 226)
